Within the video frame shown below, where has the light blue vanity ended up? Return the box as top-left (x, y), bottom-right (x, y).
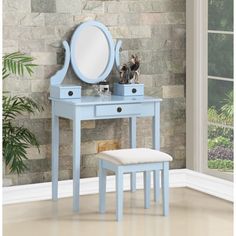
top-left (49, 20), bottom-right (162, 212)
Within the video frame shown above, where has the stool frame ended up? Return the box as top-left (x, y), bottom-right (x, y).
top-left (99, 159), bottom-right (170, 221)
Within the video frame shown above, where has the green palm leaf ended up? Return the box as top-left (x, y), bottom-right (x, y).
top-left (3, 95), bottom-right (43, 121)
top-left (2, 52), bottom-right (43, 174)
top-left (2, 52), bottom-right (37, 79)
top-left (2, 96), bottom-right (43, 174)
top-left (221, 90), bottom-right (233, 118)
top-left (3, 123), bottom-right (40, 174)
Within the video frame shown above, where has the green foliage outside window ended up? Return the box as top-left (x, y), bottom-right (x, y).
top-left (208, 90), bottom-right (233, 171)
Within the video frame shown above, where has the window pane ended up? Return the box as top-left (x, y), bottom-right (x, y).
top-left (208, 0), bottom-right (233, 31)
top-left (208, 79), bottom-right (233, 126)
top-left (208, 33), bottom-right (233, 78)
top-left (208, 124), bottom-right (233, 172)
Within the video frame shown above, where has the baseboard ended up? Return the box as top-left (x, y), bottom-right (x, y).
top-left (183, 169), bottom-right (233, 202)
top-left (3, 169), bottom-right (233, 205)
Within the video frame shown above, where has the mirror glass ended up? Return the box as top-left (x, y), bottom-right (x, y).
top-left (75, 26), bottom-right (109, 80)
top-left (70, 21), bottom-right (116, 84)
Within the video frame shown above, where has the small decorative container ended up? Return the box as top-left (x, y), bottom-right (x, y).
top-left (95, 81), bottom-right (111, 96)
top-left (50, 85), bottom-right (81, 99)
top-left (113, 83), bottom-right (144, 96)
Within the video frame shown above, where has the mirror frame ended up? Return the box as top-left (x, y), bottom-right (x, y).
top-left (70, 20), bottom-right (115, 84)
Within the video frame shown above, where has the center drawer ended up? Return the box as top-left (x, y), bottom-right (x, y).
top-left (95, 103), bottom-right (141, 117)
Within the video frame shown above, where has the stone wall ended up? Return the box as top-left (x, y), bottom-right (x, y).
top-left (3, 0), bottom-right (186, 186)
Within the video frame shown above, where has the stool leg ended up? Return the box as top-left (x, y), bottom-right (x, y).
top-left (130, 172), bottom-right (136, 192)
top-left (154, 170), bottom-right (160, 202)
top-left (99, 160), bottom-right (106, 214)
top-left (144, 171), bottom-right (151, 209)
top-left (162, 162), bottom-right (169, 216)
top-left (116, 168), bottom-right (123, 221)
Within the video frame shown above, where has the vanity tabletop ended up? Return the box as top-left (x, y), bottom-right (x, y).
top-left (49, 95), bottom-right (162, 106)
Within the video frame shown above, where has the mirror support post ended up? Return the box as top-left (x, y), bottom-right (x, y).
top-left (50, 41), bottom-right (70, 86)
top-left (115, 40), bottom-right (122, 71)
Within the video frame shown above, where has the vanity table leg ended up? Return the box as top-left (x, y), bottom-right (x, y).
top-left (129, 117), bottom-right (136, 192)
top-left (153, 102), bottom-right (160, 201)
top-left (52, 109), bottom-right (59, 200)
top-left (153, 102), bottom-right (160, 150)
top-left (73, 114), bottom-right (81, 212)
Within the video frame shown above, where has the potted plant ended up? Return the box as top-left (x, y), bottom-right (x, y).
top-left (2, 52), bottom-right (43, 174)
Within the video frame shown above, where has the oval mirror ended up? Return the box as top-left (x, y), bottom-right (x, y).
top-left (70, 21), bottom-right (115, 84)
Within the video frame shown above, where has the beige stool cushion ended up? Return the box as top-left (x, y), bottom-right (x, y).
top-left (98, 148), bottom-right (173, 165)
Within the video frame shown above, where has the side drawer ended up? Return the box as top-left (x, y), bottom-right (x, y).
top-left (95, 103), bottom-right (141, 117)
top-left (50, 85), bottom-right (81, 99)
top-left (123, 84), bottom-right (144, 96)
top-left (60, 87), bottom-right (81, 99)
top-left (113, 83), bottom-right (144, 96)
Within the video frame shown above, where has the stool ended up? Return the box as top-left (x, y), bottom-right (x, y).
top-left (98, 148), bottom-right (173, 221)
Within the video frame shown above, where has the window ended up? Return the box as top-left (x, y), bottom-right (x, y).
top-left (206, 0), bottom-right (234, 179)
top-left (186, 0), bottom-right (234, 181)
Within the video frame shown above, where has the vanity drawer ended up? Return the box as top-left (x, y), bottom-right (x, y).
top-left (95, 103), bottom-right (141, 117)
top-left (113, 83), bottom-right (144, 96)
top-left (50, 85), bottom-right (81, 99)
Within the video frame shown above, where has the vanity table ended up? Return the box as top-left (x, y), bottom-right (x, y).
top-left (49, 20), bottom-right (162, 212)
top-left (51, 95), bottom-right (161, 211)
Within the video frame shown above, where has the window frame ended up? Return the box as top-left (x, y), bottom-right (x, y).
top-left (186, 0), bottom-right (233, 181)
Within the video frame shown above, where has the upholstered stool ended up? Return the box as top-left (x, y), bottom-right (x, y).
top-left (98, 148), bottom-right (173, 221)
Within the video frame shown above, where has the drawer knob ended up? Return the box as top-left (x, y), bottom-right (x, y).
top-left (132, 88), bottom-right (137, 94)
top-left (117, 107), bottom-right (122, 113)
top-left (68, 91), bottom-right (73, 96)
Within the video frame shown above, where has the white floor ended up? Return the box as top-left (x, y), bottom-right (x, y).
top-left (3, 188), bottom-right (233, 236)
